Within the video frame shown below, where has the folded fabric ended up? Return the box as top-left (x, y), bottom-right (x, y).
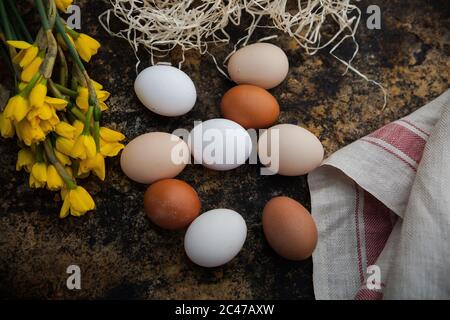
top-left (309, 89), bottom-right (450, 299)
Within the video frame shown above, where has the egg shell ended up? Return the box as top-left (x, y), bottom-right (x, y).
top-left (220, 85), bottom-right (280, 129)
top-left (184, 209), bottom-right (247, 267)
top-left (134, 65), bottom-right (196, 116)
top-left (144, 179), bottom-right (201, 230)
top-left (120, 132), bottom-right (189, 184)
top-left (262, 196), bottom-right (318, 260)
top-left (258, 124), bottom-right (324, 176)
top-left (227, 43), bottom-right (289, 89)
top-left (188, 118), bottom-right (252, 171)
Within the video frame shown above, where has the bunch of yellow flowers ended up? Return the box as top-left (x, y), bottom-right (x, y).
top-left (0, 0), bottom-right (125, 218)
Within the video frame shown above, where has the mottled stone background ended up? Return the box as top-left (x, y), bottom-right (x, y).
top-left (0, 0), bottom-right (448, 299)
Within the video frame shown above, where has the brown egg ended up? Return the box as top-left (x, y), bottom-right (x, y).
top-left (262, 196), bottom-right (318, 260)
top-left (220, 85), bottom-right (280, 129)
top-left (144, 179), bottom-right (201, 230)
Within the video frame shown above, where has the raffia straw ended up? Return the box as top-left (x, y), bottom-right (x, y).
top-left (98, 0), bottom-right (387, 109)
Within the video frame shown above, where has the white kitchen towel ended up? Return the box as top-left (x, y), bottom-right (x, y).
top-left (309, 89), bottom-right (450, 299)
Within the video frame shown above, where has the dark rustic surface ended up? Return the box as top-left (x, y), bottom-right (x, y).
top-left (0, 0), bottom-right (449, 299)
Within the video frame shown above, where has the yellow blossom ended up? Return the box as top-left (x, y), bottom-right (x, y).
top-left (99, 127), bottom-right (125, 142)
top-left (55, 122), bottom-right (75, 139)
top-left (21, 55), bottom-right (43, 82)
top-left (16, 148), bottom-right (35, 172)
top-left (30, 162), bottom-right (47, 188)
top-left (100, 138), bottom-right (125, 157)
top-left (9, 41), bottom-right (39, 68)
top-left (55, 0), bottom-right (73, 12)
top-left (7, 40), bottom-right (32, 50)
top-left (71, 134), bottom-right (96, 159)
top-left (72, 120), bottom-right (84, 137)
top-left (79, 153), bottom-right (106, 180)
top-left (54, 150), bottom-right (72, 166)
top-left (44, 97), bottom-right (68, 111)
top-left (47, 165), bottom-right (64, 191)
top-left (3, 95), bottom-right (30, 122)
top-left (29, 80), bottom-right (47, 107)
top-left (60, 186), bottom-right (96, 218)
top-left (0, 112), bottom-right (15, 138)
top-left (76, 87), bottom-right (110, 111)
top-left (16, 120), bottom-right (45, 146)
top-left (56, 136), bottom-right (75, 156)
top-left (74, 33), bottom-right (101, 62)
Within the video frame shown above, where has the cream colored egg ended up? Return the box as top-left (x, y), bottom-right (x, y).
top-left (120, 132), bottom-right (189, 183)
top-left (227, 43), bottom-right (289, 89)
top-left (258, 124), bottom-right (324, 176)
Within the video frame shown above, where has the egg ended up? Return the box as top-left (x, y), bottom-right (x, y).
top-left (120, 132), bottom-right (189, 183)
top-left (258, 124), bottom-right (324, 176)
top-left (134, 65), bottom-right (196, 116)
top-left (188, 118), bottom-right (252, 171)
top-left (220, 85), bottom-right (280, 129)
top-left (184, 209), bottom-right (247, 267)
top-left (227, 43), bottom-right (289, 89)
top-left (144, 179), bottom-right (201, 230)
top-left (262, 196), bottom-right (318, 260)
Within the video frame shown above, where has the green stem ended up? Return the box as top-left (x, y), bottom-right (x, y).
top-left (55, 15), bottom-right (85, 73)
top-left (0, 0), bottom-right (13, 40)
top-left (93, 121), bottom-right (100, 151)
top-left (83, 106), bottom-right (94, 135)
top-left (53, 83), bottom-right (77, 98)
top-left (34, 0), bottom-right (50, 31)
top-left (57, 45), bottom-right (68, 87)
top-left (5, 0), bottom-right (32, 42)
top-left (43, 139), bottom-right (77, 189)
top-left (35, 143), bottom-right (45, 162)
top-left (69, 104), bottom-right (86, 122)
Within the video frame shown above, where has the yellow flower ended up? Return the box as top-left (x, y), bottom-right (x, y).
top-left (44, 96), bottom-right (68, 111)
top-left (16, 148), bottom-right (35, 172)
top-left (55, 122), bottom-right (75, 139)
top-left (74, 33), bottom-right (101, 62)
top-left (91, 80), bottom-right (103, 90)
top-left (60, 186), bottom-right (95, 218)
top-left (21, 55), bottom-right (43, 82)
top-left (71, 134), bottom-right (96, 159)
top-left (0, 112), bottom-right (15, 138)
top-left (29, 80), bottom-right (47, 107)
top-left (76, 87), bottom-right (110, 111)
top-left (100, 138), bottom-right (125, 157)
top-left (54, 149), bottom-right (72, 166)
top-left (9, 41), bottom-right (39, 68)
top-left (30, 162), bottom-right (47, 188)
top-left (56, 136), bottom-right (75, 156)
top-left (99, 127), bottom-right (125, 142)
top-left (55, 0), bottom-right (73, 12)
top-left (72, 120), bottom-right (84, 137)
top-left (47, 165), bottom-right (64, 191)
top-left (4, 95), bottom-right (30, 122)
top-left (16, 120), bottom-right (45, 146)
top-left (7, 40), bottom-right (32, 50)
top-left (27, 103), bottom-right (53, 121)
top-left (79, 153), bottom-right (106, 180)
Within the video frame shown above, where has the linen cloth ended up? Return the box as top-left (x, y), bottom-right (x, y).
top-left (309, 89), bottom-right (450, 299)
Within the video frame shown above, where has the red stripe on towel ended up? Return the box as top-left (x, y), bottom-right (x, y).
top-left (363, 191), bottom-right (395, 266)
top-left (354, 183), bottom-right (364, 284)
top-left (361, 138), bottom-right (417, 171)
top-left (368, 123), bottom-right (426, 164)
top-left (399, 119), bottom-right (430, 137)
top-left (355, 289), bottom-right (383, 300)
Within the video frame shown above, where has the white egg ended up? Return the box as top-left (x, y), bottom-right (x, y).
top-left (188, 118), bottom-right (252, 171)
top-left (184, 209), bottom-right (247, 267)
top-left (134, 65), bottom-right (197, 116)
